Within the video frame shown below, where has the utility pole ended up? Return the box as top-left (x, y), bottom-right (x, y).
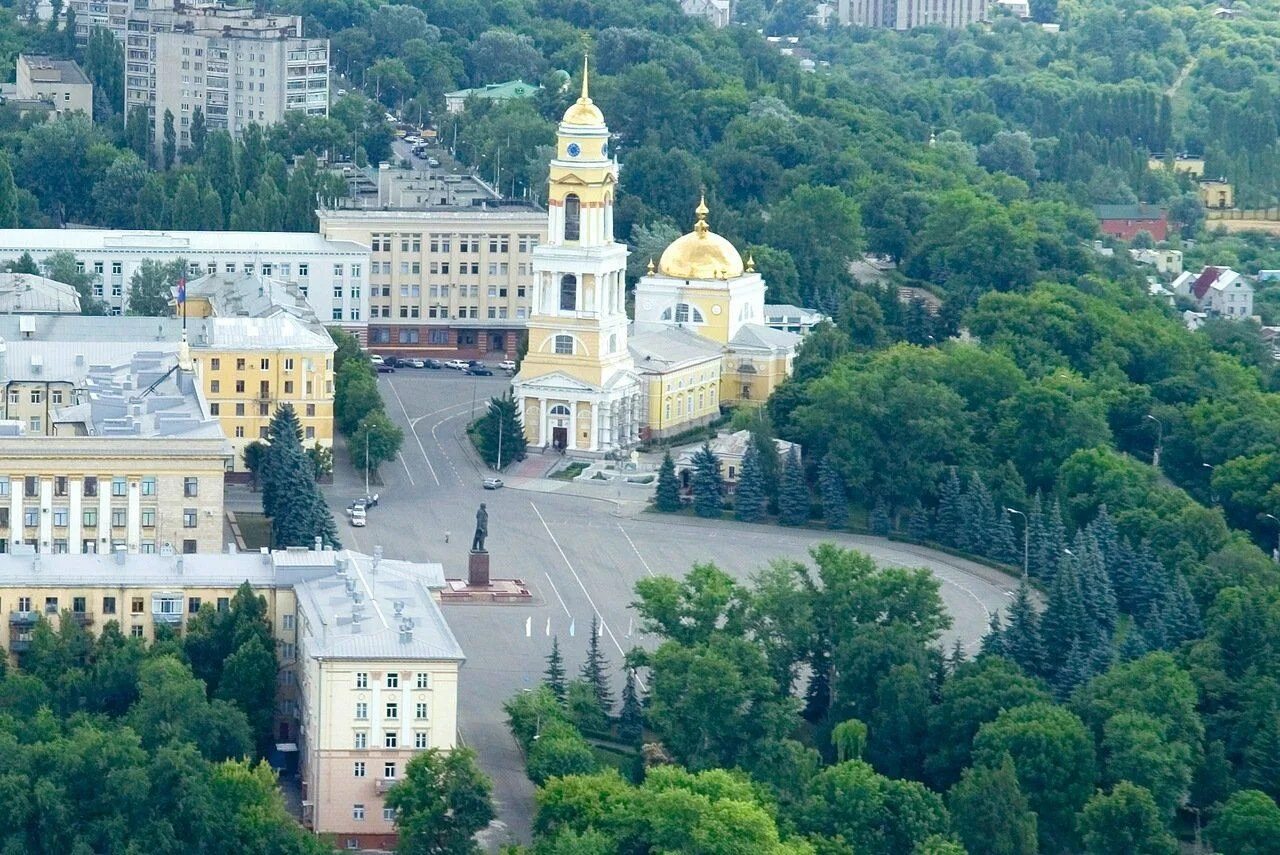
top-left (497, 406), bottom-right (504, 470)
top-left (1005, 506), bottom-right (1029, 578)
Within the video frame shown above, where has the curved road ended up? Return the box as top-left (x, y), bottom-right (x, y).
top-left (322, 369), bottom-right (1019, 849)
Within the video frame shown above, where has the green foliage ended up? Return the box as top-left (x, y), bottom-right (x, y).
top-left (475, 393), bottom-right (526, 468)
top-left (579, 615), bottom-right (614, 717)
top-left (261, 404), bottom-right (340, 549)
top-left (544, 636), bottom-right (567, 702)
top-left (654, 452), bottom-right (681, 512)
top-left (127, 257), bottom-right (186, 316)
top-left (819, 455), bottom-right (847, 529)
top-left (1077, 782), bottom-right (1178, 855)
top-left (618, 668), bottom-right (644, 747)
top-left (1206, 790), bottom-right (1280, 855)
top-left (334, 359), bottom-right (382, 437)
top-left (947, 754), bottom-right (1037, 855)
top-left (690, 443), bottom-right (723, 519)
top-left (350, 410), bottom-right (405, 480)
top-left (799, 760), bottom-right (950, 855)
top-left (41, 250), bottom-right (106, 314)
top-left (778, 446), bottom-right (809, 526)
top-left (386, 747), bottom-right (495, 855)
top-left (734, 441), bottom-right (767, 523)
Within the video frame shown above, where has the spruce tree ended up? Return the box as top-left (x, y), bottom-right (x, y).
top-left (869, 498), bottom-right (891, 536)
top-left (580, 615), bottom-right (614, 716)
top-left (734, 443), bottom-right (767, 523)
top-left (949, 637), bottom-right (967, 671)
top-left (907, 500), bottom-right (932, 541)
top-left (937, 468), bottom-right (964, 548)
top-left (544, 636), bottom-right (566, 702)
top-left (654, 452), bottom-right (681, 512)
top-left (1003, 580), bottom-right (1045, 678)
top-left (1027, 492), bottom-right (1048, 579)
top-left (819, 454), bottom-right (848, 529)
top-left (959, 473), bottom-right (996, 555)
top-left (992, 505), bottom-right (1018, 566)
top-left (262, 404), bottom-right (304, 519)
top-left (980, 612), bottom-right (1006, 658)
top-left (1042, 498), bottom-right (1069, 585)
top-left (1054, 637), bottom-right (1093, 699)
top-left (1110, 537), bottom-right (1140, 616)
top-left (778, 445), bottom-right (809, 526)
top-left (619, 668), bottom-right (643, 747)
top-left (1039, 550), bottom-right (1086, 680)
top-left (1089, 505), bottom-right (1119, 568)
top-left (1118, 625), bottom-right (1149, 662)
top-left (1161, 571), bottom-right (1201, 645)
top-left (690, 444), bottom-right (723, 519)
top-left (1075, 530), bottom-right (1117, 638)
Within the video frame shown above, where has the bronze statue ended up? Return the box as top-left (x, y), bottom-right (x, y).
top-left (472, 503), bottom-right (488, 552)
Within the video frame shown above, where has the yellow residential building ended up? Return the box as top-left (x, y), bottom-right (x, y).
top-left (0, 546), bottom-right (465, 852)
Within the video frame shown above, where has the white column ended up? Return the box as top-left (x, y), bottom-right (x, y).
top-left (9, 482), bottom-right (20, 547)
top-left (38, 478), bottom-right (52, 552)
top-left (98, 486), bottom-right (110, 552)
top-left (68, 478), bottom-right (82, 554)
top-left (127, 479), bottom-right (141, 553)
top-left (588, 403), bottom-right (598, 452)
top-left (539, 398), bottom-right (549, 446)
top-left (568, 403), bottom-right (578, 451)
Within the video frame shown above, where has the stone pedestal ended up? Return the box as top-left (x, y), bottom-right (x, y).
top-left (468, 550), bottom-right (490, 587)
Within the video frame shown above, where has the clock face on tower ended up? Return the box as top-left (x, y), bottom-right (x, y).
top-left (567, 142), bottom-right (581, 157)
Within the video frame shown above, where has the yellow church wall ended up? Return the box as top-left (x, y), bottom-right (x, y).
top-left (722, 352), bottom-right (792, 406)
top-left (644, 357), bottom-right (722, 439)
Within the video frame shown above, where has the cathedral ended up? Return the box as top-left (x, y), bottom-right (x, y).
top-left (512, 62), bottom-right (808, 455)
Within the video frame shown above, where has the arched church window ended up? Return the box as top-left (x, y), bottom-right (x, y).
top-left (564, 194), bottom-right (581, 241)
top-left (663, 303), bottom-right (706, 324)
top-left (554, 335), bottom-right (574, 355)
top-left (675, 304), bottom-right (690, 323)
top-left (550, 404), bottom-right (571, 416)
top-left (559, 274), bottom-right (577, 312)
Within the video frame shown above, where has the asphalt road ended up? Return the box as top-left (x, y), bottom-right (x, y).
top-left (321, 367), bottom-right (1020, 849)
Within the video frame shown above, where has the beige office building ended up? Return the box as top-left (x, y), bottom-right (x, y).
top-left (0, 546), bottom-right (463, 852)
top-left (318, 207), bottom-right (546, 360)
top-left (13, 55), bottom-right (94, 117)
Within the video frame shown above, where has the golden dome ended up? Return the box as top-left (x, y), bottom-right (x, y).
top-left (561, 55), bottom-right (605, 127)
top-left (657, 196), bottom-right (745, 280)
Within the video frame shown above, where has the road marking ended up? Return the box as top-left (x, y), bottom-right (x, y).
top-left (385, 377), bottom-right (441, 487)
top-left (398, 452), bottom-right (416, 487)
top-left (616, 523), bottom-right (655, 577)
top-left (431, 410), bottom-right (468, 486)
top-left (530, 500), bottom-right (646, 690)
top-left (542, 572), bottom-right (571, 618)
top-left (409, 399), bottom-right (474, 428)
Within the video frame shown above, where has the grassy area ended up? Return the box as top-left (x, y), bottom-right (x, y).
top-left (551, 461), bottom-right (589, 480)
top-left (236, 512), bottom-right (273, 550)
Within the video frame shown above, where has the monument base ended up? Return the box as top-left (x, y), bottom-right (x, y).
top-left (468, 550), bottom-right (490, 587)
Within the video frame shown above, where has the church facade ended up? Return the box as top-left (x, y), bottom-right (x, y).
top-left (512, 61), bottom-right (808, 455)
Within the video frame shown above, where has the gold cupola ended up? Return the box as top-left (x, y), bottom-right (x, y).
top-left (561, 55), bottom-right (605, 127)
top-left (657, 196), bottom-right (745, 281)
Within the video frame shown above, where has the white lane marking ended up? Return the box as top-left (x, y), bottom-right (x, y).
top-left (617, 523), bottom-right (655, 577)
top-left (385, 377), bottom-right (441, 487)
top-left (543, 572), bottom-right (571, 618)
top-left (431, 409), bottom-right (469, 486)
top-left (409, 399), bottom-right (474, 428)
top-left (531, 501), bottom-right (646, 690)
top-left (398, 452), bottom-right (416, 487)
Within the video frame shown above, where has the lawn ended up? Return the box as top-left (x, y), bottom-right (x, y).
top-left (235, 511), bottom-right (273, 550)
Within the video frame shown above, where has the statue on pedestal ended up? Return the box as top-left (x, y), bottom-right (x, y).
top-left (471, 503), bottom-right (488, 552)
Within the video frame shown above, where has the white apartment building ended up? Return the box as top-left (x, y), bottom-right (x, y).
top-left (0, 545), bottom-right (464, 852)
top-left (0, 229), bottom-right (370, 329)
top-left (317, 206), bottom-right (546, 359)
top-left (115, 0), bottom-right (327, 151)
top-left (838, 0), bottom-right (989, 27)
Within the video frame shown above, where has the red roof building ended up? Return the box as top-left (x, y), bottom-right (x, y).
top-left (1094, 204), bottom-right (1169, 241)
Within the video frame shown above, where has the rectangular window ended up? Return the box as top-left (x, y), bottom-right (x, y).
top-left (385, 702), bottom-right (398, 720)
top-left (415, 702), bottom-right (428, 720)
top-left (0, 477), bottom-right (7, 497)
top-left (24, 508), bottom-right (37, 528)
top-left (102, 596), bottom-right (116, 615)
top-left (131, 597), bottom-right (144, 615)
top-left (140, 508), bottom-right (155, 528)
top-left (188, 597), bottom-right (201, 613)
top-left (384, 731), bottom-right (398, 749)
top-left (53, 476), bottom-right (67, 497)
top-left (211, 358), bottom-right (221, 370)
top-left (141, 476), bottom-right (156, 496)
top-left (386, 673), bottom-right (399, 689)
top-left (355, 672), bottom-right (368, 689)
top-left (44, 597), bottom-right (57, 614)
top-left (24, 476), bottom-right (37, 498)
top-left (416, 672), bottom-right (430, 689)
top-left (353, 761), bottom-right (366, 778)
top-left (83, 476), bottom-right (97, 497)
top-left (414, 731), bottom-right (428, 749)
top-left (383, 807), bottom-right (396, 822)
top-left (111, 477), bottom-right (126, 497)
top-left (111, 509), bottom-right (126, 528)
top-left (354, 731), bottom-right (367, 749)
top-left (52, 508), bottom-right (68, 527)
top-left (383, 761), bottom-right (396, 779)
top-left (131, 625), bottom-right (144, 638)
top-left (183, 508), bottom-right (197, 528)
top-left (183, 477), bottom-right (198, 497)
top-left (83, 509), bottom-right (97, 528)
top-left (355, 702), bottom-right (368, 720)
top-left (352, 805), bottom-right (364, 821)
top-left (73, 596), bottom-right (86, 614)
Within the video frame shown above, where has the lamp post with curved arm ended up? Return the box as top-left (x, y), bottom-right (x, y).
top-left (1005, 506), bottom-right (1029, 578)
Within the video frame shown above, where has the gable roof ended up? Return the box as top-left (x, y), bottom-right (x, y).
top-left (1193, 266), bottom-right (1225, 300)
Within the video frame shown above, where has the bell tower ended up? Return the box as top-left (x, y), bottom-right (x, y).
top-left (512, 58), bottom-right (640, 454)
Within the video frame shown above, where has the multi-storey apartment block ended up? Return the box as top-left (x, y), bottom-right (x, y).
top-left (0, 345), bottom-right (229, 555)
top-left (0, 545), bottom-right (464, 851)
top-left (111, 0), bottom-right (328, 151)
top-left (0, 229), bottom-right (369, 328)
top-left (317, 206), bottom-right (546, 359)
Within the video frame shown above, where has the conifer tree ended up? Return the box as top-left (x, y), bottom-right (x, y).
top-left (1003, 581), bottom-right (1045, 678)
top-left (1160, 571), bottom-right (1201, 645)
top-left (1054, 638), bottom-right (1092, 698)
top-left (907, 500), bottom-right (932, 541)
top-left (580, 615), bottom-right (614, 716)
top-left (937, 468), bottom-right (964, 548)
top-left (981, 612), bottom-right (1006, 659)
top-left (690, 444), bottom-right (723, 519)
top-left (1076, 530), bottom-right (1118, 638)
top-left (869, 499), bottom-right (891, 535)
top-left (992, 506), bottom-right (1018, 566)
top-left (1042, 498), bottom-right (1069, 585)
top-left (1027, 492), bottom-right (1048, 578)
top-left (544, 636), bottom-right (566, 702)
top-left (261, 404), bottom-right (303, 519)
top-left (619, 668), bottom-right (643, 746)
top-left (778, 446), bottom-right (809, 526)
top-left (959, 474), bottom-right (996, 555)
top-left (1039, 550), bottom-right (1086, 678)
top-left (734, 443), bottom-right (767, 523)
top-left (1141, 601), bottom-right (1169, 652)
top-left (819, 454), bottom-right (848, 529)
top-left (949, 637), bottom-right (967, 671)
top-left (1118, 626), bottom-right (1149, 662)
top-left (1110, 537), bottom-right (1140, 616)
top-left (654, 452), bottom-right (681, 512)
top-left (1089, 505), bottom-right (1119, 567)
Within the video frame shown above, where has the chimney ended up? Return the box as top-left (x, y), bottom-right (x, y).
top-left (260, 546), bottom-right (270, 564)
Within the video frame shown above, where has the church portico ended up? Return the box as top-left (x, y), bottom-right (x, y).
top-left (517, 377), bottom-right (641, 453)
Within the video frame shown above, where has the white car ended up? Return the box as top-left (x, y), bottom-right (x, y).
top-left (444, 359), bottom-right (469, 370)
top-left (404, 135), bottom-right (422, 145)
top-left (405, 357), bottom-right (425, 368)
top-left (349, 507), bottom-right (367, 527)
top-left (369, 354), bottom-right (385, 365)
top-left (498, 360), bottom-right (516, 372)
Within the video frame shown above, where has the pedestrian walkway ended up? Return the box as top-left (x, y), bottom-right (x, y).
top-left (509, 451), bottom-right (560, 479)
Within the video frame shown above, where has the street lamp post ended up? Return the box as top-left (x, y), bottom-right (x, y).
top-left (364, 427), bottom-right (372, 498)
top-left (1203, 462), bottom-right (1217, 504)
top-left (496, 404), bottom-right (504, 470)
top-left (1146, 414), bottom-right (1163, 469)
top-left (1005, 506), bottom-right (1029, 578)
top-left (1266, 514), bottom-right (1280, 563)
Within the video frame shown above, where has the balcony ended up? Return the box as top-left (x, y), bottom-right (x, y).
top-left (9, 636), bottom-right (31, 653)
top-left (9, 610), bottom-right (37, 625)
top-left (375, 778), bottom-right (397, 794)
top-left (152, 612), bottom-right (183, 624)
top-left (71, 611), bottom-right (94, 626)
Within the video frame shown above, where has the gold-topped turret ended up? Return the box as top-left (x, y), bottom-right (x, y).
top-left (561, 54), bottom-right (605, 127)
top-left (745, 253), bottom-right (755, 273)
top-left (657, 195), bottom-right (745, 281)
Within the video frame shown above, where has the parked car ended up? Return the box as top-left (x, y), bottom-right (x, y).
top-left (466, 365), bottom-right (494, 376)
top-left (404, 135), bottom-right (422, 145)
top-left (424, 358), bottom-right (443, 369)
top-left (497, 359), bottom-right (516, 372)
top-left (369, 354), bottom-right (385, 365)
top-left (376, 362), bottom-right (396, 373)
top-left (404, 357), bottom-right (426, 368)
top-left (444, 359), bottom-right (469, 370)
top-left (350, 506), bottom-right (367, 527)
top-left (426, 157), bottom-right (441, 167)
top-left (483, 477), bottom-right (504, 490)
